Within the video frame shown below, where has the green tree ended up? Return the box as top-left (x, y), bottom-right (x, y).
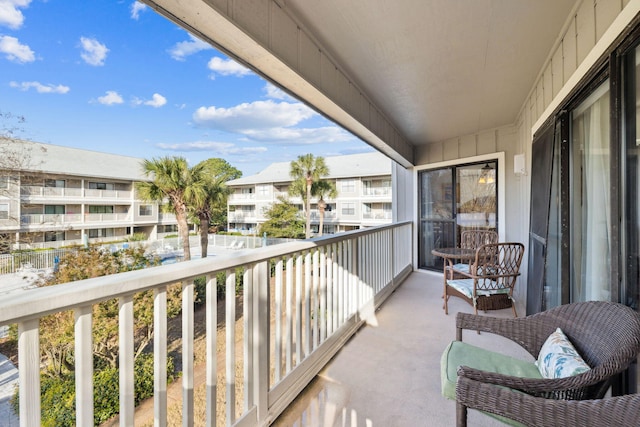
top-left (188, 158), bottom-right (241, 258)
top-left (259, 197), bottom-right (305, 238)
top-left (137, 156), bottom-right (203, 260)
top-left (311, 179), bottom-right (338, 237)
top-left (289, 154), bottom-right (330, 238)
top-left (38, 246), bottom-right (182, 374)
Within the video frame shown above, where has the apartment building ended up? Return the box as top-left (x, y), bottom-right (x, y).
top-left (0, 139), bottom-right (178, 251)
top-left (226, 151), bottom-right (392, 235)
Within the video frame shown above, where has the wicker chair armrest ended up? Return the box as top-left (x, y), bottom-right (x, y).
top-left (444, 266), bottom-right (474, 279)
top-left (455, 312), bottom-right (544, 355)
top-left (456, 365), bottom-right (604, 398)
top-left (456, 376), bottom-right (640, 427)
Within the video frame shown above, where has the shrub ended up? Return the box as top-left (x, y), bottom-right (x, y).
top-left (11, 354), bottom-right (176, 426)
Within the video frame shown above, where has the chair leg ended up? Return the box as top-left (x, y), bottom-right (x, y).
top-left (456, 402), bottom-right (468, 427)
top-left (511, 302), bottom-right (518, 318)
top-left (444, 291), bottom-right (449, 315)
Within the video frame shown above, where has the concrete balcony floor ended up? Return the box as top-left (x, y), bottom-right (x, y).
top-left (275, 270), bottom-right (530, 427)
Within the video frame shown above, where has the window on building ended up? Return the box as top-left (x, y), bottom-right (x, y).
top-left (0, 204), bottom-right (8, 220)
top-left (257, 185), bottom-right (269, 196)
top-left (45, 231), bottom-right (65, 242)
top-left (341, 180), bottom-right (355, 192)
top-left (342, 202), bottom-right (355, 215)
top-left (44, 179), bottom-right (65, 188)
top-left (88, 228), bottom-right (114, 238)
top-left (89, 182), bottom-right (114, 190)
top-left (139, 204), bottom-right (153, 216)
top-left (89, 205), bottom-right (114, 214)
top-left (0, 176), bottom-right (9, 189)
top-left (44, 205), bottom-right (65, 215)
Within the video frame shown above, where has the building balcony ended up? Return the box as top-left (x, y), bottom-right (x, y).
top-left (1, 222), bottom-right (455, 426)
top-left (20, 213), bottom-right (132, 228)
top-left (362, 187), bottom-right (391, 196)
top-left (228, 193), bottom-right (255, 201)
top-left (228, 211), bottom-right (257, 221)
top-left (362, 211), bottom-right (392, 220)
top-left (20, 186), bottom-right (132, 201)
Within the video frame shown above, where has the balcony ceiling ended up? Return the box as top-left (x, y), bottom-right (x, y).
top-left (281, 0), bottom-right (576, 144)
top-left (146, 0), bottom-right (577, 163)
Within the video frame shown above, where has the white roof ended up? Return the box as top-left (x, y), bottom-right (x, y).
top-left (228, 151), bottom-right (392, 186)
top-left (2, 139), bottom-right (148, 181)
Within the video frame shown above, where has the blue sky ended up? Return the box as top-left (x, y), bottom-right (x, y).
top-left (0, 0), bottom-right (372, 176)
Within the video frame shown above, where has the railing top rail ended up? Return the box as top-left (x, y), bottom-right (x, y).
top-left (0, 221), bottom-right (411, 325)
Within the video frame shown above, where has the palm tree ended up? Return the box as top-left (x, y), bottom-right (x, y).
top-left (289, 154), bottom-right (330, 238)
top-left (311, 180), bottom-right (337, 237)
top-left (137, 157), bottom-right (200, 260)
top-left (188, 158), bottom-right (236, 257)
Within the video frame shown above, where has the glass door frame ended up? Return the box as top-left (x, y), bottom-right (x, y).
top-left (414, 152), bottom-right (506, 270)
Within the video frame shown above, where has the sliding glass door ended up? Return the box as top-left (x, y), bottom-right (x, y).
top-left (570, 81), bottom-right (611, 302)
top-left (419, 161), bottom-right (498, 270)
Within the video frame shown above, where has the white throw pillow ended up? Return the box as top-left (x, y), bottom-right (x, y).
top-left (535, 328), bottom-right (591, 379)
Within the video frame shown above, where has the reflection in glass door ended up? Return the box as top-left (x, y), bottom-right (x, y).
top-left (419, 161), bottom-right (498, 270)
top-left (571, 80), bottom-right (611, 302)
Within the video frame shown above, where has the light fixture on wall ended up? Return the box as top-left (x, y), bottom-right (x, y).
top-left (514, 153), bottom-right (526, 176)
top-left (478, 163), bottom-right (494, 184)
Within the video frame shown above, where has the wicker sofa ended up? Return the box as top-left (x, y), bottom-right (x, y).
top-left (441, 301), bottom-right (640, 426)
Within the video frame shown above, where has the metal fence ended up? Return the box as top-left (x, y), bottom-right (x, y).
top-left (0, 234), bottom-right (298, 275)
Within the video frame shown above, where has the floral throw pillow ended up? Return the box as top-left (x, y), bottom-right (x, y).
top-left (536, 328), bottom-right (591, 379)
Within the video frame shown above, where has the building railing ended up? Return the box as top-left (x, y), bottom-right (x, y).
top-left (84, 213), bottom-right (131, 223)
top-left (309, 211), bottom-right (337, 220)
top-left (20, 213), bottom-right (83, 225)
top-left (362, 187), bottom-right (391, 196)
top-left (0, 221), bottom-right (412, 426)
top-left (158, 212), bottom-right (177, 222)
top-left (20, 186), bottom-right (132, 199)
top-left (229, 193), bottom-right (255, 200)
top-left (362, 211), bottom-right (392, 220)
top-left (228, 211), bottom-right (256, 220)
top-left (20, 213), bottom-right (132, 225)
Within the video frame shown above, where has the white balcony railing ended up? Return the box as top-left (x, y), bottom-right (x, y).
top-left (229, 193), bottom-right (255, 200)
top-left (362, 187), bottom-right (391, 196)
top-left (20, 213), bottom-right (131, 225)
top-left (84, 213), bottom-right (131, 222)
top-left (362, 211), bottom-right (392, 220)
top-left (20, 213), bottom-right (83, 225)
top-left (20, 186), bottom-right (132, 199)
top-left (0, 222), bottom-right (412, 426)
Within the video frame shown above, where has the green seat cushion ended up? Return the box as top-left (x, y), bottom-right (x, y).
top-left (441, 340), bottom-right (542, 426)
top-left (441, 340), bottom-right (542, 399)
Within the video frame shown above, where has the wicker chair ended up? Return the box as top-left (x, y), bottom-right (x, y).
top-left (451, 230), bottom-right (499, 274)
top-left (456, 377), bottom-right (640, 427)
top-left (444, 242), bottom-right (524, 317)
top-left (448, 301), bottom-right (640, 426)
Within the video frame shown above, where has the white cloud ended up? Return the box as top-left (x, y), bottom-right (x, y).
top-left (191, 99), bottom-right (355, 146)
top-left (0, 35), bottom-right (34, 63)
top-left (130, 1), bottom-right (147, 20)
top-left (9, 81), bottom-right (69, 94)
top-left (0, 0), bottom-right (30, 29)
top-left (193, 100), bottom-right (315, 132)
top-left (263, 83), bottom-right (295, 101)
top-left (79, 36), bottom-right (108, 66)
top-left (97, 91), bottom-right (123, 105)
top-left (168, 33), bottom-right (212, 61)
top-left (207, 56), bottom-right (251, 78)
top-left (133, 93), bottom-right (167, 108)
top-left (243, 126), bottom-right (354, 145)
top-left (156, 141), bottom-right (267, 155)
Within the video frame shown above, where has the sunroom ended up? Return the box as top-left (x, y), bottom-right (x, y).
top-left (4, 0), bottom-right (640, 426)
